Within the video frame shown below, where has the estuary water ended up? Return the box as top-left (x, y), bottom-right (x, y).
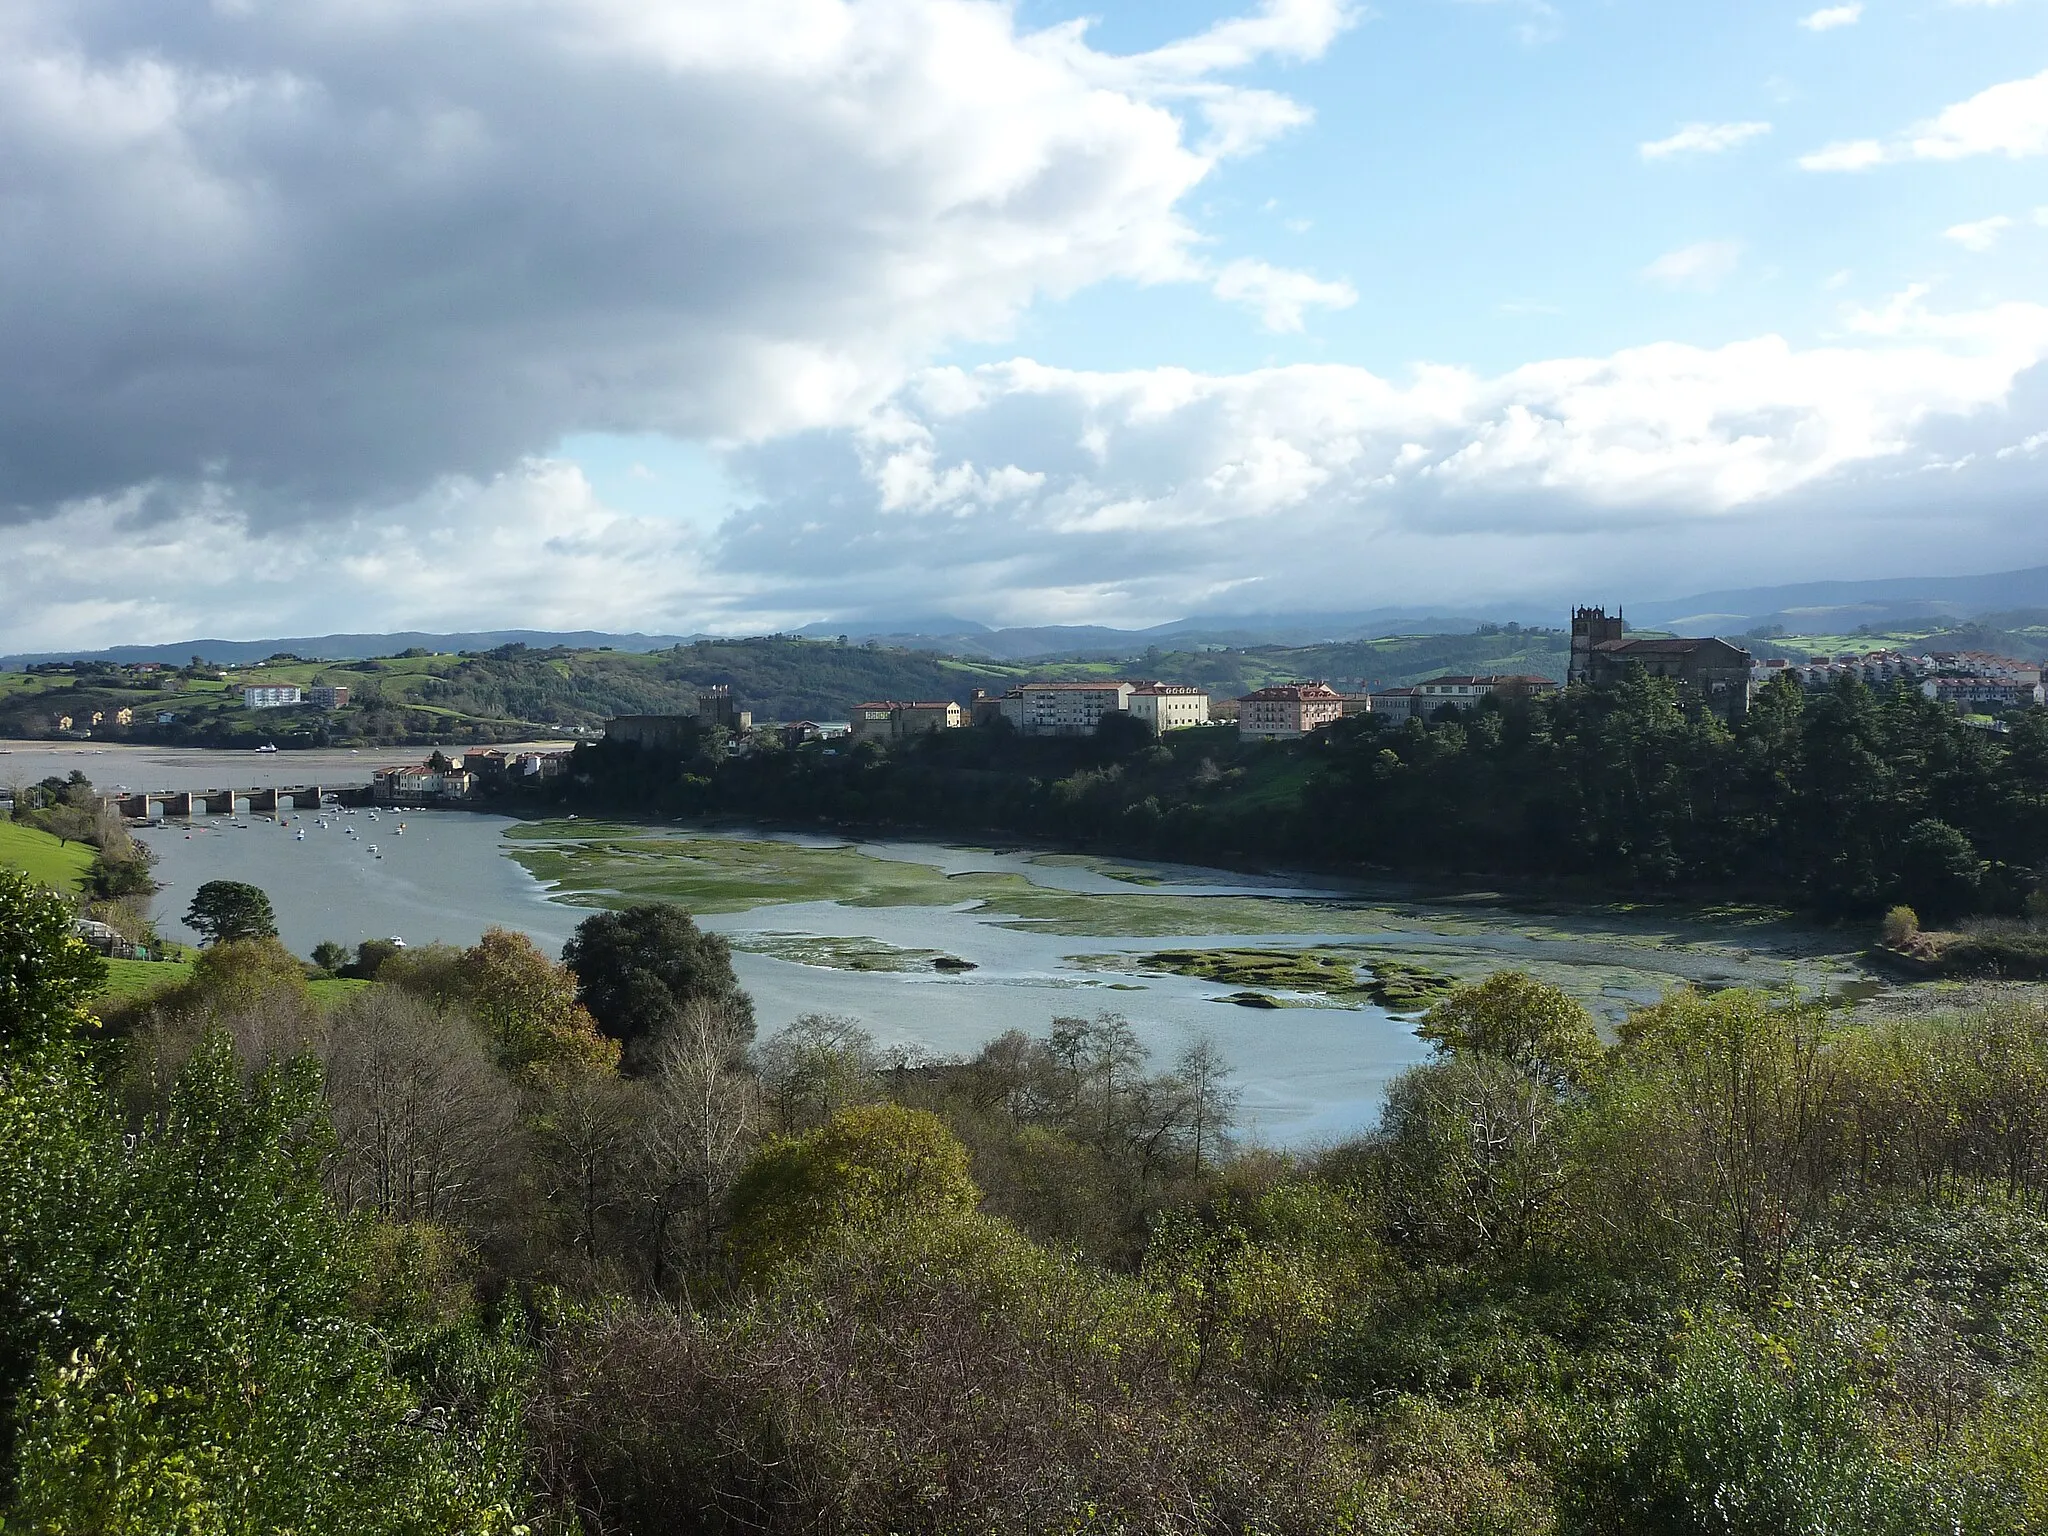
top-left (15, 746), bottom-right (1436, 1142)
top-left (15, 742), bottom-right (1863, 1146)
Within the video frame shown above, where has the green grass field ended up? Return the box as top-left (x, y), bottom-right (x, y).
top-left (90, 956), bottom-right (371, 1006)
top-left (0, 820), bottom-right (95, 892)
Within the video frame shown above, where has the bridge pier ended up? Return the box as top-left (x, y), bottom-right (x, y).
top-left (168, 791), bottom-right (196, 817)
top-left (201, 790), bottom-right (234, 815)
top-left (250, 788), bottom-right (281, 814)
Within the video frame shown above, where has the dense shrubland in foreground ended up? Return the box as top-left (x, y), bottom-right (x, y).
top-left (7, 869), bottom-right (2048, 1532)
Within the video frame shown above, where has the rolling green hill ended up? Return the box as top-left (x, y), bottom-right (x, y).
top-left (2, 627), bottom-right (1571, 750)
top-left (0, 820), bottom-right (94, 893)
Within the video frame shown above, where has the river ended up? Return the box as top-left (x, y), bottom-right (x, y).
top-left (12, 742), bottom-right (1871, 1147)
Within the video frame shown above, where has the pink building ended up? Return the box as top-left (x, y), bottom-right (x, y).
top-left (1237, 683), bottom-right (1344, 740)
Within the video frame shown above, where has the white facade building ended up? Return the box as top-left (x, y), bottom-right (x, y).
top-left (1004, 682), bottom-right (1136, 736)
top-left (241, 685), bottom-right (302, 709)
top-left (1126, 685), bottom-right (1210, 732)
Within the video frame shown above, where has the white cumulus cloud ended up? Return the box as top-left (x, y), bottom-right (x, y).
top-left (1639, 121), bottom-right (1773, 159)
top-left (1210, 260), bottom-right (1359, 332)
top-left (1643, 241), bottom-right (1746, 291)
top-left (1799, 4), bottom-right (1864, 30)
top-left (12, 293), bottom-right (2047, 645)
top-left (0, 0), bottom-right (1352, 522)
top-left (1946, 214), bottom-right (2017, 250)
top-left (1803, 67), bottom-right (2048, 168)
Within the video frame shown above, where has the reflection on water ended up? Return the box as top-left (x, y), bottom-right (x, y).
top-left (130, 805), bottom-right (1425, 1147)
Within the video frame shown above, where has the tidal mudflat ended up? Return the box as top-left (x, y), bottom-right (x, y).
top-left (119, 788), bottom-right (1890, 1145)
top-left (505, 819), bottom-right (1878, 1016)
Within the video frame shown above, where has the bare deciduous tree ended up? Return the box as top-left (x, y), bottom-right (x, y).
top-left (321, 989), bottom-right (520, 1226)
top-left (637, 999), bottom-right (757, 1290)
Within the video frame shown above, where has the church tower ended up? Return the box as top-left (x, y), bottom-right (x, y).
top-left (1569, 606), bottom-right (1625, 684)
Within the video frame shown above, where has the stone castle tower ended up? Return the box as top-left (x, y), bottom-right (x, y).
top-left (1569, 606), bottom-right (1625, 685)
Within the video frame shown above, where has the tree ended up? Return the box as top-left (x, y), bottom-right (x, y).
top-left (346, 937), bottom-right (404, 980)
top-left (638, 999), bottom-right (756, 1287)
top-left (310, 940), bottom-right (350, 974)
top-left (2, 1018), bottom-right (530, 1531)
top-left (320, 989), bottom-right (521, 1225)
top-left (455, 927), bottom-right (619, 1082)
top-left (1175, 1036), bottom-right (1241, 1175)
top-left (1047, 1012), bottom-right (1148, 1147)
top-left (182, 880), bottom-right (278, 946)
top-left (1890, 818), bottom-right (1983, 926)
top-left (753, 1012), bottom-right (881, 1134)
top-left (1418, 970), bottom-right (1602, 1092)
top-left (726, 1104), bottom-right (979, 1276)
top-left (0, 867), bottom-right (105, 1057)
top-left (562, 904), bottom-right (754, 1061)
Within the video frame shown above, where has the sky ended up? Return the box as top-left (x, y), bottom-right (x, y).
top-left (2, 0), bottom-right (2046, 648)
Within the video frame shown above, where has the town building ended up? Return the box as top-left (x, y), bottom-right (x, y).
top-left (992, 681), bottom-right (1137, 737)
top-left (1335, 693), bottom-right (1375, 718)
top-left (781, 720), bottom-right (849, 747)
top-left (511, 750), bottom-right (569, 781)
top-left (849, 700), bottom-right (965, 742)
top-left (1922, 677), bottom-right (2046, 712)
top-left (695, 686), bottom-right (752, 733)
top-left (241, 685), bottom-right (302, 709)
top-left (374, 763), bottom-right (474, 801)
top-left (1237, 682), bottom-right (1344, 740)
top-left (1932, 652), bottom-right (2042, 686)
top-left (307, 685), bottom-right (351, 709)
top-left (1125, 684), bottom-right (1211, 733)
top-left (1414, 674), bottom-right (1558, 714)
top-left (1567, 607), bottom-right (1753, 721)
top-left (1368, 686), bottom-right (1418, 723)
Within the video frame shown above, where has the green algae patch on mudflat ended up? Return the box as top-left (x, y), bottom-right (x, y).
top-left (1079, 945), bottom-right (1459, 1014)
top-left (1361, 959), bottom-right (1460, 1012)
top-left (1142, 947), bottom-right (1364, 993)
top-left (729, 931), bottom-right (975, 974)
top-left (507, 832), bottom-right (1017, 914)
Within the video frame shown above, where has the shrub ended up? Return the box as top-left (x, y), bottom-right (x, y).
top-left (1881, 905), bottom-right (1920, 946)
top-left (726, 1103), bottom-right (979, 1276)
top-left (536, 1211), bottom-right (1371, 1536)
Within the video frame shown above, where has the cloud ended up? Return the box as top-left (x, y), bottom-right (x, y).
top-left (1639, 121), bottom-right (1773, 159)
top-left (0, 0), bottom-right (1351, 523)
top-left (1210, 260), bottom-right (1358, 332)
top-left (1642, 241), bottom-right (1746, 291)
top-left (1799, 4), bottom-right (1863, 30)
top-left (1802, 66), bottom-right (2048, 168)
top-left (11, 293), bottom-right (2047, 644)
top-left (1946, 214), bottom-right (2017, 250)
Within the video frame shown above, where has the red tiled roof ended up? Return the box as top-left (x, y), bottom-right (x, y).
top-left (1239, 683), bottom-right (1342, 702)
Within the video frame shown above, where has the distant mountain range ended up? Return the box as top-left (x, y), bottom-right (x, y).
top-left (9, 563), bottom-right (2048, 669)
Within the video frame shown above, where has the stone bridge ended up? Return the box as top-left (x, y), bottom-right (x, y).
top-left (111, 783), bottom-right (373, 819)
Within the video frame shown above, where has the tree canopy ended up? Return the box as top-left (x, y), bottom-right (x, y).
top-left (562, 903), bottom-right (753, 1060)
top-left (182, 880), bottom-right (278, 946)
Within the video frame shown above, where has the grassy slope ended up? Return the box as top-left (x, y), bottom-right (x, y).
top-left (92, 957), bottom-right (371, 1005)
top-left (0, 820), bottom-right (94, 892)
top-left (0, 632), bottom-right (1583, 750)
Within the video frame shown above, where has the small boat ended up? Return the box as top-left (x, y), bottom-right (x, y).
top-left (296, 830), bottom-right (306, 841)
top-left (256, 744), bottom-right (278, 754)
